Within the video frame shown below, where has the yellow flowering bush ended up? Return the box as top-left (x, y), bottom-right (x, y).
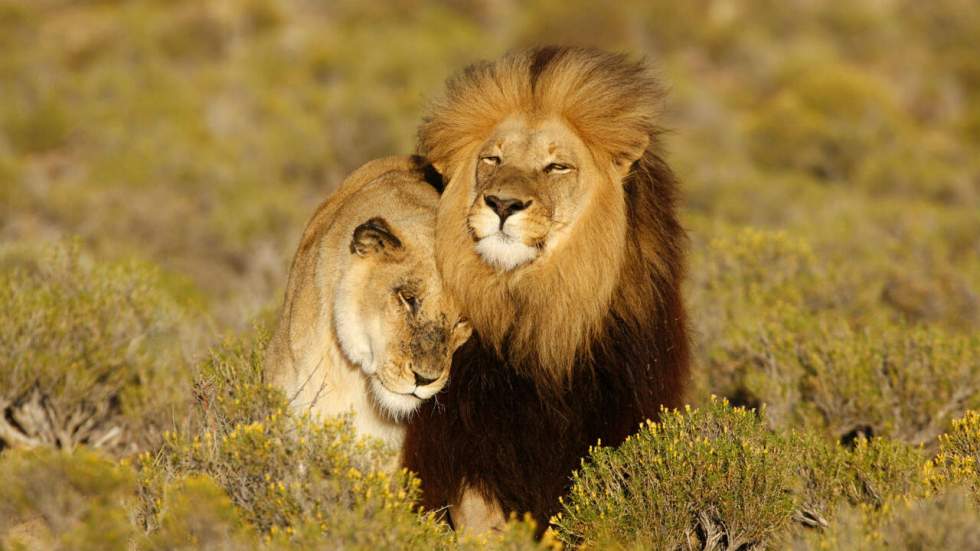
top-left (133, 334), bottom-right (455, 549)
top-left (932, 410), bottom-right (980, 499)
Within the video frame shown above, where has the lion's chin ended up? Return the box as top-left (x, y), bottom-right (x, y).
top-left (370, 378), bottom-right (422, 420)
top-left (474, 234), bottom-right (539, 271)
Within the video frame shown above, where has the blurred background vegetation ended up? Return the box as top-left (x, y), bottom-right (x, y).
top-left (1, 0), bottom-right (978, 549)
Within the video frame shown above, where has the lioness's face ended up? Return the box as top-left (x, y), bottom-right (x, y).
top-left (335, 218), bottom-right (472, 419)
top-left (465, 115), bottom-right (604, 271)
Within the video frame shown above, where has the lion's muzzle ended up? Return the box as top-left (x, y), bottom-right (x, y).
top-left (468, 168), bottom-right (551, 271)
top-left (483, 194), bottom-right (530, 227)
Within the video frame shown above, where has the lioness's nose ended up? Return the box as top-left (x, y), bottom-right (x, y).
top-left (484, 194), bottom-right (530, 224)
top-left (413, 372), bottom-right (439, 387)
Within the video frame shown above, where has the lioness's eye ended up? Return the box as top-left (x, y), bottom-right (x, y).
top-left (396, 289), bottom-right (420, 315)
top-left (544, 163), bottom-right (572, 174)
top-left (481, 155), bottom-right (501, 166)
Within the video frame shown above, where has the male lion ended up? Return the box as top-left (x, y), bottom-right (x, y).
top-left (402, 47), bottom-right (690, 533)
top-left (266, 156), bottom-right (472, 449)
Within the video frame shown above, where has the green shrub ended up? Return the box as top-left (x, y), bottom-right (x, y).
top-left (0, 153), bottom-right (20, 208)
top-left (0, 447), bottom-right (136, 551)
top-left (514, 0), bottom-right (636, 50)
top-left (689, 227), bottom-right (822, 383)
top-left (748, 64), bottom-right (907, 183)
top-left (795, 488), bottom-right (980, 551)
top-left (553, 398), bottom-right (799, 550)
top-left (854, 137), bottom-right (978, 205)
top-left (1, 91), bottom-right (74, 154)
top-left (789, 431), bottom-right (928, 528)
top-left (841, 436), bottom-right (929, 507)
top-left (879, 263), bottom-right (980, 329)
top-left (551, 397), bottom-right (933, 549)
top-left (0, 243), bottom-right (191, 454)
top-left (691, 227), bottom-right (980, 445)
top-left (145, 475), bottom-right (258, 551)
top-left (689, 226), bottom-right (874, 406)
top-left (714, 303), bottom-right (979, 445)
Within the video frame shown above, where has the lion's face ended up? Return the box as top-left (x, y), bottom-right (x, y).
top-left (422, 46), bottom-right (673, 387)
top-left (463, 115), bottom-right (617, 271)
top-left (434, 111), bottom-right (638, 377)
top-left (334, 217), bottom-right (472, 419)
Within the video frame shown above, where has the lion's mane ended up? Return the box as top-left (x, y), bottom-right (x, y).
top-left (403, 46), bottom-right (691, 533)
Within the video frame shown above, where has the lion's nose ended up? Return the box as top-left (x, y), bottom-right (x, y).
top-left (413, 372), bottom-right (439, 387)
top-left (484, 194), bottom-right (530, 225)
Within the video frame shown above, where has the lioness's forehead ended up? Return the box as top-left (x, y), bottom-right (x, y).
top-left (488, 115), bottom-right (584, 162)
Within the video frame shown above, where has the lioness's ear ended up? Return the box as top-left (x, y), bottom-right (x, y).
top-left (612, 135), bottom-right (651, 180)
top-left (350, 217), bottom-right (404, 259)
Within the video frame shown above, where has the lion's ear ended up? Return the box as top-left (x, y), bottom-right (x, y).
top-left (350, 217), bottom-right (405, 260)
top-left (422, 161), bottom-right (447, 194)
top-left (430, 159), bottom-right (447, 176)
top-left (612, 135), bottom-right (650, 180)
top-left (428, 159), bottom-right (451, 189)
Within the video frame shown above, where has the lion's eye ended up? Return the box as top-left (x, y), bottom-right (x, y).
top-left (544, 163), bottom-right (572, 174)
top-left (396, 289), bottom-right (420, 315)
top-left (481, 155), bottom-right (501, 166)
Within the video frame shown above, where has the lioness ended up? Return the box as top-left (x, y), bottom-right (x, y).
top-left (266, 156), bottom-right (471, 448)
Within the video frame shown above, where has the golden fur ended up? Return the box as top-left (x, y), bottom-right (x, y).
top-left (420, 47), bottom-right (668, 391)
top-left (265, 156), bottom-right (471, 448)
